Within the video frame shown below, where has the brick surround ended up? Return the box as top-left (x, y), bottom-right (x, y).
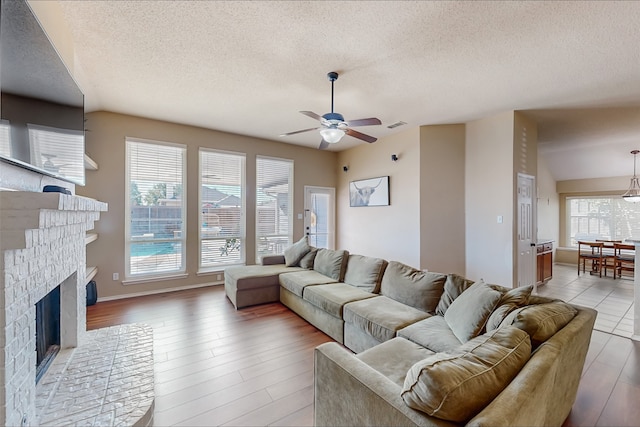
top-left (0, 192), bottom-right (152, 426)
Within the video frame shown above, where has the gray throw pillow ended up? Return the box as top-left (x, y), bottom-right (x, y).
top-left (380, 261), bottom-right (447, 313)
top-left (486, 285), bottom-right (533, 331)
top-left (284, 236), bottom-right (311, 267)
top-left (436, 274), bottom-right (475, 316)
top-left (313, 248), bottom-right (349, 281)
top-left (444, 279), bottom-right (502, 342)
top-left (299, 248), bottom-right (317, 269)
top-left (402, 326), bottom-right (531, 422)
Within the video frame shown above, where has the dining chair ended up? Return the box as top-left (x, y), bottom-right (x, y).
top-left (578, 241), bottom-right (605, 277)
top-left (613, 243), bottom-right (635, 279)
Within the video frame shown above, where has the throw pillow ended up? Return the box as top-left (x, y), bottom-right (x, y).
top-left (343, 254), bottom-right (388, 293)
top-left (444, 279), bottom-right (502, 342)
top-left (299, 248), bottom-right (317, 269)
top-left (435, 274), bottom-right (475, 316)
top-left (283, 236), bottom-right (311, 267)
top-left (499, 301), bottom-right (578, 347)
top-left (401, 326), bottom-right (531, 422)
top-left (486, 285), bottom-right (533, 331)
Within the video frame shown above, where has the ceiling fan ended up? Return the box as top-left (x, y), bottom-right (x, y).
top-left (280, 72), bottom-right (381, 150)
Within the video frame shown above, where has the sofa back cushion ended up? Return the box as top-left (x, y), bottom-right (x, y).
top-left (313, 248), bottom-right (349, 281)
top-left (343, 254), bottom-right (388, 293)
top-left (401, 326), bottom-right (531, 422)
top-left (444, 280), bottom-right (502, 342)
top-left (380, 261), bottom-right (446, 313)
top-left (435, 274), bottom-right (475, 315)
top-left (499, 301), bottom-right (578, 347)
top-left (284, 236), bottom-right (311, 267)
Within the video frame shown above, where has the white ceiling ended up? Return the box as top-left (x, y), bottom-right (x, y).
top-left (50, 0), bottom-right (640, 181)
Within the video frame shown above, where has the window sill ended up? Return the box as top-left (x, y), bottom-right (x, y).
top-left (122, 273), bottom-right (189, 286)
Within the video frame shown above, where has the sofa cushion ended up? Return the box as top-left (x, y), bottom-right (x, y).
top-left (500, 301), bottom-right (578, 346)
top-left (284, 236), bottom-right (311, 267)
top-left (279, 270), bottom-right (337, 297)
top-left (380, 262), bottom-right (446, 313)
top-left (356, 337), bottom-right (435, 387)
top-left (435, 274), bottom-right (475, 316)
top-left (225, 264), bottom-right (304, 290)
top-left (343, 254), bottom-right (388, 293)
top-left (314, 248), bottom-right (349, 281)
top-left (397, 315), bottom-right (462, 353)
top-left (343, 296), bottom-right (431, 344)
top-left (401, 326), bottom-right (532, 422)
top-left (444, 279), bottom-right (502, 342)
top-left (486, 285), bottom-right (533, 331)
top-left (303, 283), bottom-right (377, 318)
top-left (299, 248), bottom-right (317, 269)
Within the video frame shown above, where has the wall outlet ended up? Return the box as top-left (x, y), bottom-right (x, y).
top-left (113, 272), bottom-right (119, 281)
top-left (216, 274), bottom-right (222, 281)
top-left (497, 215), bottom-right (503, 224)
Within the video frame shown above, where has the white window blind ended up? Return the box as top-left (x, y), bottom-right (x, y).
top-left (126, 138), bottom-right (186, 277)
top-left (199, 149), bottom-right (245, 269)
top-left (567, 196), bottom-right (640, 246)
top-left (256, 156), bottom-right (293, 262)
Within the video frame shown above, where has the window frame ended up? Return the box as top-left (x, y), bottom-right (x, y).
top-left (125, 137), bottom-right (187, 280)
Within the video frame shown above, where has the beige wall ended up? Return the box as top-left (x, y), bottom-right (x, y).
top-left (419, 124), bottom-right (466, 274)
top-left (465, 112), bottom-right (516, 285)
top-left (536, 154), bottom-right (559, 252)
top-left (336, 128), bottom-right (421, 267)
top-left (78, 111), bottom-right (337, 299)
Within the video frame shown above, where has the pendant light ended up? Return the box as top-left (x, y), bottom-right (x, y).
top-left (622, 150), bottom-right (640, 203)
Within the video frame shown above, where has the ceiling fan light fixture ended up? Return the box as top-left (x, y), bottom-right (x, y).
top-left (622, 150), bottom-right (640, 203)
top-left (319, 127), bottom-right (345, 144)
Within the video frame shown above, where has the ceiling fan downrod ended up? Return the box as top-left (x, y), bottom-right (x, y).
top-left (327, 72), bottom-right (338, 114)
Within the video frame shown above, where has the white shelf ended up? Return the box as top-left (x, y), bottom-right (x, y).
top-left (84, 153), bottom-right (98, 170)
top-left (86, 266), bottom-right (98, 282)
top-left (85, 232), bottom-right (98, 245)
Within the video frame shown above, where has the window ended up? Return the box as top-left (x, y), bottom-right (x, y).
top-left (126, 138), bottom-right (186, 278)
top-left (567, 196), bottom-right (640, 246)
top-left (256, 156), bottom-right (293, 262)
top-left (199, 149), bottom-right (245, 269)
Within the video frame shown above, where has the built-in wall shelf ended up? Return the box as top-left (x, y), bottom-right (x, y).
top-left (84, 154), bottom-right (98, 171)
top-left (86, 266), bottom-right (98, 282)
top-left (85, 233), bottom-right (98, 245)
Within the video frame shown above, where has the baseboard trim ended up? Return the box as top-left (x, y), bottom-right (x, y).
top-left (96, 281), bottom-right (223, 302)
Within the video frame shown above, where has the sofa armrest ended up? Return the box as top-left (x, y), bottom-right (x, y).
top-left (262, 255), bottom-right (285, 265)
top-left (314, 342), bottom-right (455, 427)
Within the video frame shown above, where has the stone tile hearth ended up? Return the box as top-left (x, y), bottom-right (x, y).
top-left (36, 324), bottom-right (154, 426)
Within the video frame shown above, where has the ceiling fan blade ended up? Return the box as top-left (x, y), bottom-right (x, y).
top-left (319, 139), bottom-right (330, 150)
top-left (346, 117), bottom-right (381, 127)
top-left (279, 127), bottom-right (319, 137)
top-left (300, 111), bottom-right (324, 121)
top-left (346, 128), bottom-right (377, 143)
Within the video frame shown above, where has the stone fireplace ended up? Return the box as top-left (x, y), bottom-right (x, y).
top-left (0, 192), bottom-right (154, 426)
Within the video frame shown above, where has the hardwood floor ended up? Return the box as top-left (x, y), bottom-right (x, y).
top-left (87, 280), bottom-right (639, 426)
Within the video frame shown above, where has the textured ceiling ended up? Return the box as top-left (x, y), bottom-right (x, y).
top-left (49, 0), bottom-right (640, 181)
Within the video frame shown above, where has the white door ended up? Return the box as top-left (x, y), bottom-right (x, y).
top-left (304, 186), bottom-right (335, 249)
top-left (517, 173), bottom-right (536, 289)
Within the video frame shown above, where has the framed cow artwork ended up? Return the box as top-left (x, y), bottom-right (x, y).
top-left (349, 176), bottom-right (390, 207)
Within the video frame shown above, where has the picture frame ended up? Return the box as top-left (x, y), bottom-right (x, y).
top-left (349, 176), bottom-right (390, 207)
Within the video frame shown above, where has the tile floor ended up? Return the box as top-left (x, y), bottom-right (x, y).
top-left (536, 263), bottom-right (635, 338)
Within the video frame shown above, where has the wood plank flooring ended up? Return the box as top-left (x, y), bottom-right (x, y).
top-left (87, 280), bottom-right (639, 426)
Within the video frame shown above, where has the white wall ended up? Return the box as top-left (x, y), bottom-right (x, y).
top-left (537, 154), bottom-right (559, 249)
top-left (465, 112), bottom-right (515, 285)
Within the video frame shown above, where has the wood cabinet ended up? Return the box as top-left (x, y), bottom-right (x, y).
top-left (537, 241), bottom-right (553, 285)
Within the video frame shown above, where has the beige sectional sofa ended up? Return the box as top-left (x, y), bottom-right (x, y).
top-left (224, 239), bottom-right (597, 426)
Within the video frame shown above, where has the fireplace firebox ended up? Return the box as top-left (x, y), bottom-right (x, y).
top-left (35, 285), bottom-right (61, 383)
